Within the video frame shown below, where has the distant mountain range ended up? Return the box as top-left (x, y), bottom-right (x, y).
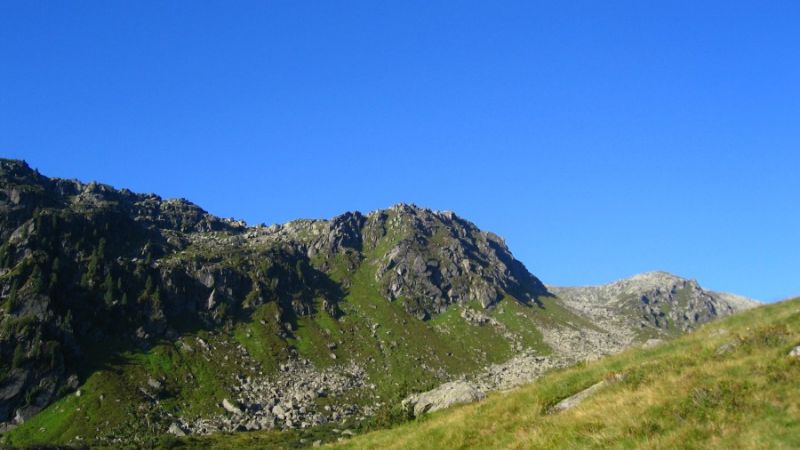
top-left (0, 159), bottom-right (756, 447)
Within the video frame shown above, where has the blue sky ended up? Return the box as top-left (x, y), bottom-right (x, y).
top-left (1, 1), bottom-right (798, 301)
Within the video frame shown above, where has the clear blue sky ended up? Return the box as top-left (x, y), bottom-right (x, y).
top-left (1, 1), bottom-right (798, 301)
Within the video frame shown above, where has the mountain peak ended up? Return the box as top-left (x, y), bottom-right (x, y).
top-left (303, 203), bottom-right (547, 319)
top-left (617, 271), bottom-right (696, 289)
top-left (629, 270), bottom-right (685, 280)
top-left (552, 271), bottom-right (758, 337)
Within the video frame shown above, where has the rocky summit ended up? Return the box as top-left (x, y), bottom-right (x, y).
top-left (0, 159), bottom-right (757, 448)
top-left (550, 271), bottom-right (759, 341)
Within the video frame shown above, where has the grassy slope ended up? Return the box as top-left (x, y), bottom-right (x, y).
top-left (2, 328), bottom-right (265, 447)
top-left (327, 297), bottom-right (800, 449)
top-left (2, 292), bottom-right (574, 448)
top-left (2, 264), bottom-right (586, 447)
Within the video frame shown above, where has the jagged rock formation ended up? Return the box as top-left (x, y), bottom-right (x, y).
top-left (296, 205), bottom-right (549, 319)
top-left (365, 205), bottom-right (548, 319)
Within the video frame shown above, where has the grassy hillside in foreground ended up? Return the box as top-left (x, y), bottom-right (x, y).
top-left (322, 297), bottom-right (800, 450)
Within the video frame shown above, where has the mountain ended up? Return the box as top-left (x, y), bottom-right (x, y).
top-left (551, 271), bottom-right (759, 342)
top-left (0, 159), bottom-right (756, 447)
top-left (320, 297), bottom-right (799, 450)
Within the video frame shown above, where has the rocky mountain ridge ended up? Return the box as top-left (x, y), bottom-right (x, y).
top-left (550, 271), bottom-right (759, 340)
top-left (0, 159), bottom-right (757, 447)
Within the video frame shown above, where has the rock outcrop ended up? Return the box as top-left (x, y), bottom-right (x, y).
top-left (549, 373), bottom-right (624, 413)
top-left (366, 205), bottom-right (549, 319)
top-left (402, 381), bottom-right (486, 417)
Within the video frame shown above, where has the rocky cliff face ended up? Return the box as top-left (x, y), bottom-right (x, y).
top-left (363, 205), bottom-right (548, 319)
top-left (0, 159), bottom-right (334, 429)
top-left (279, 204), bottom-right (549, 319)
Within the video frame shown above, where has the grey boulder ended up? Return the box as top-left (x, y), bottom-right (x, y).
top-left (403, 381), bottom-right (485, 417)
